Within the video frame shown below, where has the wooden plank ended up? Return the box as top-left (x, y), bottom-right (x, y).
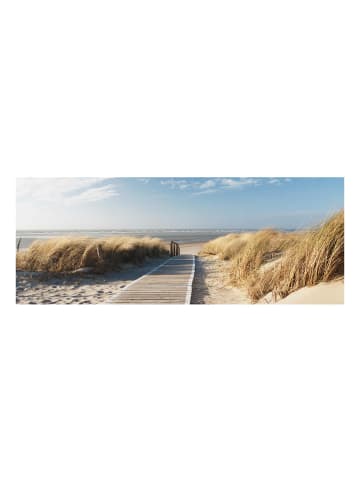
top-left (110, 254), bottom-right (195, 304)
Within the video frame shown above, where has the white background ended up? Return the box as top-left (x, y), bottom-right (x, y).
top-left (1, 0), bottom-right (359, 481)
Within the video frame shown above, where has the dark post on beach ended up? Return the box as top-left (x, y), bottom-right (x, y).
top-left (169, 241), bottom-right (180, 257)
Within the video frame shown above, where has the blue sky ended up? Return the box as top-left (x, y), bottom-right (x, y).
top-left (16, 177), bottom-right (344, 230)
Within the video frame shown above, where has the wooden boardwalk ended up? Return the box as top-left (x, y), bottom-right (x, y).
top-left (111, 254), bottom-right (195, 304)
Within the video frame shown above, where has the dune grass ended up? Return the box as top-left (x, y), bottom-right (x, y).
top-left (201, 232), bottom-right (254, 260)
top-left (16, 236), bottom-right (169, 273)
top-left (201, 230), bottom-right (297, 265)
top-left (229, 229), bottom-right (299, 286)
top-left (253, 210), bottom-right (344, 301)
top-left (201, 210), bottom-right (344, 302)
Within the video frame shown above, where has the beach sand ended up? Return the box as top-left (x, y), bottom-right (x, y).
top-left (259, 280), bottom-right (344, 304)
top-left (191, 255), bottom-right (250, 304)
top-left (182, 244), bottom-right (250, 303)
top-left (16, 258), bottom-right (169, 304)
top-left (180, 242), bottom-right (204, 255)
top-left (277, 280), bottom-right (344, 304)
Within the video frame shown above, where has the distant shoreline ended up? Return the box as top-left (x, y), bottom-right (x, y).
top-left (15, 228), bottom-right (296, 250)
top-left (15, 229), bottom-right (252, 250)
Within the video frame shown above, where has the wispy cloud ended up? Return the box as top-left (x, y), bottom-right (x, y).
top-left (220, 178), bottom-right (260, 189)
top-left (64, 184), bottom-right (119, 205)
top-left (157, 177), bottom-right (262, 195)
top-left (267, 178), bottom-right (292, 185)
top-left (193, 188), bottom-right (218, 196)
top-left (16, 178), bottom-right (120, 205)
top-left (199, 179), bottom-right (216, 189)
top-left (160, 179), bottom-right (192, 190)
top-left (157, 177), bottom-right (292, 196)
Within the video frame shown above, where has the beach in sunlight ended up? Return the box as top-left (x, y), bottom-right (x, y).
top-left (16, 177), bottom-right (344, 305)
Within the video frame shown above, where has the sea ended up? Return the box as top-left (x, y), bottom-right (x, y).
top-left (16, 229), bottom-right (256, 250)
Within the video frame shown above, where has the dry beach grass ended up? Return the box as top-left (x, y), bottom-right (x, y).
top-left (16, 236), bottom-right (169, 273)
top-left (201, 210), bottom-right (344, 302)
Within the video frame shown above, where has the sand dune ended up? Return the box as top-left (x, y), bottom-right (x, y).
top-left (277, 280), bottom-right (344, 304)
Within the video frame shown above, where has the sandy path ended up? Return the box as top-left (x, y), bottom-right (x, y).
top-left (180, 242), bottom-right (204, 255)
top-left (191, 256), bottom-right (250, 304)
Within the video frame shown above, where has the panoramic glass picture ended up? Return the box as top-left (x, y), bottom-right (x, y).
top-left (16, 177), bottom-right (344, 304)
